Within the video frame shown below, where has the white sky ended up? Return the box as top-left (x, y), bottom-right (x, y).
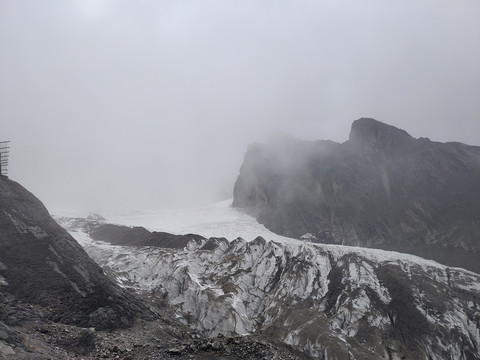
top-left (1, 0), bottom-right (479, 211)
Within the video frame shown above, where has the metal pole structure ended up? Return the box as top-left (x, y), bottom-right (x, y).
top-left (0, 141), bottom-right (11, 178)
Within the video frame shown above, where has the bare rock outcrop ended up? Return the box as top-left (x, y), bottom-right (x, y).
top-left (233, 118), bottom-right (480, 273)
top-left (0, 176), bottom-right (149, 331)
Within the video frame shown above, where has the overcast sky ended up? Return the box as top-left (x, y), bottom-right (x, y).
top-left (1, 0), bottom-right (479, 211)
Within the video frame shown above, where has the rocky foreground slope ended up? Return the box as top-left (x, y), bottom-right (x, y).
top-left (0, 176), bottom-right (148, 331)
top-left (0, 176), bottom-right (312, 359)
top-left (233, 118), bottom-right (480, 273)
top-left (58, 217), bottom-right (480, 360)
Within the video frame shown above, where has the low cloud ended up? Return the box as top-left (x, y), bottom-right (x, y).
top-left (1, 0), bottom-right (479, 210)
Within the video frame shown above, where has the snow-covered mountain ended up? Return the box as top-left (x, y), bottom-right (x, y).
top-left (55, 204), bottom-right (480, 360)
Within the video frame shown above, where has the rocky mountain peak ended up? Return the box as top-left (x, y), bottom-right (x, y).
top-left (233, 118), bottom-right (480, 273)
top-left (348, 118), bottom-right (413, 150)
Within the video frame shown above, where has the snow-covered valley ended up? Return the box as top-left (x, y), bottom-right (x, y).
top-left (54, 201), bottom-right (480, 360)
top-left (53, 199), bottom-right (297, 244)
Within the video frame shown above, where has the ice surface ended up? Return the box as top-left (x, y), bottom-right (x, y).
top-left (53, 199), bottom-right (298, 243)
top-left (53, 199), bottom-right (476, 275)
top-left (54, 202), bottom-right (480, 359)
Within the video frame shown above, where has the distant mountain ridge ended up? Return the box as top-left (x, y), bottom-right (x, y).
top-left (233, 118), bottom-right (480, 273)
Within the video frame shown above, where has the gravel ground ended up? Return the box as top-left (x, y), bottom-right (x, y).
top-left (2, 314), bottom-right (313, 360)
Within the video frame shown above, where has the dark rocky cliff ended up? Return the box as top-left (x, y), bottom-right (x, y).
top-left (233, 118), bottom-right (480, 273)
top-left (0, 176), bottom-right (148, 330)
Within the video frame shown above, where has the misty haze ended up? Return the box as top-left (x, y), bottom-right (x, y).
top-left (1, 0), bottom-right (480, 211)
top-left (1, 1), bottom-right (480, 359)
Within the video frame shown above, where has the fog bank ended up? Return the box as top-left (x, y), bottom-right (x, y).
top-left (1, 0), bottom-right (479, 210)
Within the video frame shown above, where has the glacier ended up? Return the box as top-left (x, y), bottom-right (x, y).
top-left (54, 200), bottom-right (480, 360)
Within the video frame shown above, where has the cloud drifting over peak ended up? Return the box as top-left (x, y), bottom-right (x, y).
top-left (1, 0), bottom-right (479, 210)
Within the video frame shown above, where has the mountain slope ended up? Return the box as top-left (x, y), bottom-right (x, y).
top-left (233, 118), bottom-right (480, 273)
top-left (0, 176), bottom-right (148, 330)
top-left (59, 217), bottom-right (480, 360)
